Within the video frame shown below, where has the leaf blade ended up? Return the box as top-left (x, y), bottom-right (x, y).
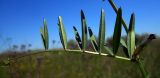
top-left (120, 38), bottom-right (129, 58)
top-left (104, 46), bottom-right (114, 56)
top-left (127, 13), bottom-right (135, 58)
top-left (88, 27), bottom-right (98, 52)
top-left (43, 19), bottom-right (49, 50)
top-left (58, 16), bottom-right (68, 50)
top-left (113, 8), bottom-right (122, 55)
top-left (81, 10), bottom-right (88, 52)
top-left (73, 26), bottom-right (82, 50)
top-left (98, 9), bottom-right (105, 54)
top-left (40, 19), bottom-right (49, 50)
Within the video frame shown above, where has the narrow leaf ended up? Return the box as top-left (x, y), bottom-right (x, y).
top-left (43, 19), bottom-right (49, 50)
top-left (40, 27), bottom-right (44, 38)
top-left (113, 8), bottom-right (122, 55)
top-left (58, 16), bottom-right (67, 50)
top-left (73, 26), bottom-right (82, 50)
top-left (120, 38), bottom-right (129, 57)
top-left (40, 19), bottom-right (49, 50)
top-left (127, 13), bottom-right (135, 58)
top-left (122, 46), bottom-right (129, 58)
top-left (40, 32), bottom-right (46, 49)
top-left (104, 46), bottom-right (114, 56)
top-left (98, 9), bottom-right (105, 54)
top-left (120, 38), bottom-right (127, 48)
top-left (88, 27), bottom-right (98, 52)
top-left (81, 10), bottom-right (88, 52)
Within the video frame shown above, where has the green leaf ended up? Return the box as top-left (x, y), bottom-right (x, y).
top-left (40, 19), bottom-right (49, 50)
top-left (58, 16), bottom-right (67, 50)
top-left (104, 46), bottom-right (114, 56)
top-left (40, 32), bottom-right (45, 49)
top-left (127, 13), bottom-right (135, 58)
top-left (40, 27), bottom-right (44, 38)
top-left (81, 10), bottom-right (88, 52)
top-left (113, 8), bottom-right (122, 55)
top-left (44, 19), bottom-right (49, 50)
top-left (120, 38), bottom-right (129, 58)
top-left (40, 27), bottom-right (45, 44)
top-left (73, 26), bottom-right (82, 50)
top-left (98, 9), bottom-right (105, 54)
top-left (88, 27), bottom-right (98, 52)
top-left (120, 38), bottom-right (127, 48)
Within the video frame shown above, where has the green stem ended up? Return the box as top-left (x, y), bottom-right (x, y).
top-left (136, 60), bottom-right (149, 78)
top-left (66, 49), bottom-right (130, 61)
top-left (108, 0), bottom-right (128, 33)
top-left (9, 49), bottom-right (130, 61)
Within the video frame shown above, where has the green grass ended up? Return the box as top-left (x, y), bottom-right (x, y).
top-left (0, 51), bottom-right (134, 78)
top-left (0, 38), bottom-right (159, 78)
top-left (0, 39), bottom-right (160, 78)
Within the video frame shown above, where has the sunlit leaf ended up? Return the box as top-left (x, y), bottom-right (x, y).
top-left (120, 38), bottom-right (129, 58)
top-left (73, 26), bottom-right (82, 50)
top-left (98, 9), bottom-right (105, 54)
top-left (40, 19), bottom-right (49, 50)
top-left (127, 13), bottom-right (135, 58)
top-left (44, 19), bottom-right (49, 50)
top-left (40, 27), bottom-right (45, 42)
top-left (58, 16), bottom-right (67, 50)
top-left (120, 38), bottom-right (127, 48)
top-left (113, 8), bottom-right (122, 55)
top-left (104, 46), bottom-right (114, 56)
top-left (88, 27), bottom-right (98, 52)
top-left (81, 10), bottom-right (88, 52)
top-left (40, 27), bottom-right (44, 38)
top-left (40, 32), bottom-right (46, 49)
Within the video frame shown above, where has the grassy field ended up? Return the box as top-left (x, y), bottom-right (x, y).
top-left (0, 38), bottom-right (160, 78)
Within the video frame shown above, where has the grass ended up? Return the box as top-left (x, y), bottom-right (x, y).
top-left (0, 38), bottom-right (160, 78)
top-left (0, 51), bottom-right (136, 78)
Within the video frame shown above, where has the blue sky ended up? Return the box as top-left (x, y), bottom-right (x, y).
top-left (0, 0), bottom-right (160, 51)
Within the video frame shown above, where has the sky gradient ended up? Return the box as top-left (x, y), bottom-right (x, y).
top-left (0, 0), bottom-right (160, 51)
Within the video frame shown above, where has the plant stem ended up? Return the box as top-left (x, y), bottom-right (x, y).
top-left (8, 49), bottom-right (130, 61)
top-left (108, 0), bottom-right (128, 33)
top-left (136, 60), bottom-right (149, 78)
top-left (66, 49), bottom-right (130, 61)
